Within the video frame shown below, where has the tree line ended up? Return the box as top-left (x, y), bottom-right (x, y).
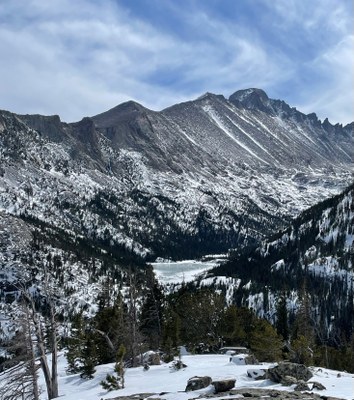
top-left (1, 268), bottom-right (354, 399)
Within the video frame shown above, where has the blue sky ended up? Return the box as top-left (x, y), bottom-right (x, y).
top-left (0, 0), bottom-right (352, 124)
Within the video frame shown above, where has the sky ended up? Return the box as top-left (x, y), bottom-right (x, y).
top-left (0, 0), bottom-right (353, 124)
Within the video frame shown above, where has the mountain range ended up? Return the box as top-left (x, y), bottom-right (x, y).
top-left (0, 87), bottom-right (353, 377)
top-left (0, 88), bottom-right (352, 263)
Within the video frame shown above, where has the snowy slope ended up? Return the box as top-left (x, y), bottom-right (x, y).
top-left (33, 352), bottom-right (354, 400)
top-left (208, 183), bottom-right (354, 337)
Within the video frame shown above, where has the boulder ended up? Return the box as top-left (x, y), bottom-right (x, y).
top-left (212, 379), bottom-right (236, 393)
top-left (294, 380), bottom-right (310, 391)
top-left (247, 368), bottom-right (267, 380)
top-left (230, 354), bottom-right (258, 365)
top-left (309, 381), bottom-right (326, 390)
top-left (266, 362), bottom-right (313, 384)
top-left (143, 351), bottom-right (161, 365)
top-left (280, 375), bottom-right (298, 386)
top-left (185, 376), bottom-right (212, 391)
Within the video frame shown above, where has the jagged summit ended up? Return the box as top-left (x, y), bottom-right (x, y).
top-left (228, 89), bottom-right (347, 131)
top-left (229, 88), bottom-right (269, 104)
top-left (229, 88), bottom-right (290, 116)
top-left (229, 88), bottom-right (275, 114)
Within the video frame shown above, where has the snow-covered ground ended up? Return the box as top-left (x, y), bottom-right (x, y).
top-left (42, 352), bottom-right (354, 400)
top-left (152, 259), bottom-right (220, 284)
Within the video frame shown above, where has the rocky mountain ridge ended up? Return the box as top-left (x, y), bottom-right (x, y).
top-left (0, 88), bottom-right (352, 261)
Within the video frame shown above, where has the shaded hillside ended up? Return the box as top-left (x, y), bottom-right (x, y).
top-left (210, 183), bottom-right (354, 341)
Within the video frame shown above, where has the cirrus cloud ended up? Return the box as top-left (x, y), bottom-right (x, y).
top-left (0, 0), bottom-right (352, 124)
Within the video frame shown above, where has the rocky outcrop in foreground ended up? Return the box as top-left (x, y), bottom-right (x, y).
top-left (204, 388), bottom-right (341, 399)
top-left (109, 389), bottom-right (343, 400)
top-left (185, 376), bottom-right (236, 393)
top-left (266, 362), bottom-right (313, 384)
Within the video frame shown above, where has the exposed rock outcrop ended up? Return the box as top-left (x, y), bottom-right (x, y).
top-left (267, 362), bottom-right (313, 385)
top-left (247, 368), bottom-right (267, 380)
top-left (185, 376), bottom-right (212, 391)
top-left (294, 380), bottom-right (311, 391)
top-left (108, 388), bottom-right (342, 400)
top-left (212, 379), bottom-right (236, 393)
top-left (309, 381), bottom-right (326, 391)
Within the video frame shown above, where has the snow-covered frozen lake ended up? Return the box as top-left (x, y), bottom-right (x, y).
top-left (152, 257), bottom-right (225, 285)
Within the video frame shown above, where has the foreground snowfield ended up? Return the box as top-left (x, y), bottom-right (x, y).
top-left (43, 352), bottom-right (354, 400)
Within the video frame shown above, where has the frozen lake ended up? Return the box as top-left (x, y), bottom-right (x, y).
top-left (151, 257), bottom-right (225, 284)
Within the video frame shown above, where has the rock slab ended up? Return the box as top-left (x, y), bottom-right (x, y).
top-left (185, 376), bottom-right (212, 391)
top-left (212, 379), bottom-right (236, 393)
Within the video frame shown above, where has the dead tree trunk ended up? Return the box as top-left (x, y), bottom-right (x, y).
top-left (126, 271), bottom-right (143, 367)
top-left (49, 301), bottom-right (59, 399)
top-left (23, 301), bottom-right (40, 400)
top-left (0, 300), bottom-right (40, 400)
top-left (22, 289), bottom-right (59, 399)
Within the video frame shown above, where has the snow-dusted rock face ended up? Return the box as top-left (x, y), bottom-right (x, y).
top-left (0, 89), bottom-right (352, 262)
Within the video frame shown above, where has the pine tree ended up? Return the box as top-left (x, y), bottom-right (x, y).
top-left (290, 279), bottom-right (315, 365)
top-left (276, 294), bottom-right (289, 341)
top-left (100, 344), bottom-right (126, 390)
top-left (93, 296), bottom-right (125, 364)
top-left (291, 335), bottom-right (313, 365)
top-left (140, 268), bottom-right (164, 350)
top-left (174, 289), bottom-right (224, 352)
top-left (220, 305), bottom-right (247, 346)
top-left (80, 335), bottom-right (98, 379)
top-left (162, 305), bottom-right (181, 357)
top-left (250, 319), bottom-right (283, 362)
top-left (66, 313), bottom-right (87, 374)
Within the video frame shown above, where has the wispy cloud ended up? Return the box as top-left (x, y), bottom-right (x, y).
top-left (0, 0), bottom-right (352, 124)
top-left (258, 0), bottom-right (353, 124)
top-left (298, 34), bottom-right (354, 124)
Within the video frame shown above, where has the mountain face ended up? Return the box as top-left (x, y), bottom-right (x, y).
top-left (209, 183), bottom-right (354, 341)
top-left (0, 89), bottom-right (352, 264)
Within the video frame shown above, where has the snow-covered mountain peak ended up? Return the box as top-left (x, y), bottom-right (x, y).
top-left (229, 88), bottom-right (269, 102)
top-left (229, 88), bottom-right (271, 111)
top-left (0, 88), bottom-right (352, 263)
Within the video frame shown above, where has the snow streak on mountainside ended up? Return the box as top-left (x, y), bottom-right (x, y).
top-left (0, 88), bottom-right (352, 263)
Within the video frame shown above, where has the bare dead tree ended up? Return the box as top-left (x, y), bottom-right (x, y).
top-left (0, 300), bottom-right (40, 400)
top-left (93, 328), bottom-right (115, 352)
top-left (126, 270), bottom-right (144, 367)
top-left (19, 278), bottom-right (59, 400)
